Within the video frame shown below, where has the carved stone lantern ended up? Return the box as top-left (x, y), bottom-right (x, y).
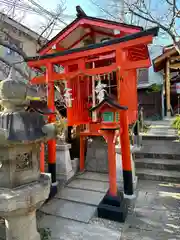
top-left (0, 72), bottom-right (57, 240)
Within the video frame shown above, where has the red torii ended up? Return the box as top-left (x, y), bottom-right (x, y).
top-left (26, 25), bottom-right (158, 197)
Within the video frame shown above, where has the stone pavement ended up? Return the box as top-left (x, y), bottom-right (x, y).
top-left (37, 172), bottom-right (180, 240)
top-left (121, 180), bottom-right (180, 240)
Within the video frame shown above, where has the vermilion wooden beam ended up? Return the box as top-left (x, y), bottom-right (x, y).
top-left (56, 45), bottom-right (67, 51)
top-left (28, 35), bottom-right (153, 68)
top-left (31, 63), bottom-right (117, 84)
top-left (122, 59), bottom-right (151, 70)
top-left (82, 18), bottom-right (140, 34)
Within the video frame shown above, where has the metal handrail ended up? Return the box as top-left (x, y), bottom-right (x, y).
top-left (129, 107), bottom-right (144, 146)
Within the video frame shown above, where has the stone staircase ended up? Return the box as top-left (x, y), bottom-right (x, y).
top-left (134, 118), bottom-right (180, 183)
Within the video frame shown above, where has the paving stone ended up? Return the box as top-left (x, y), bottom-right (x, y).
top-left (126, 208), bottom-right (180, 233)
top-left (38, 215), bottom-right (121, 240)
top-left (135, 189), bottom-right (180, 211)
top-left (76, 172), bottom-right (109, 182)
top-left (56, 187), bottom-right (105, 206)
top-left (40, 199), bottom-right (97, 223)
top-left (67, 179), bottom-right (109, 193)
top-left (121, 227), bottom-right (180, 240)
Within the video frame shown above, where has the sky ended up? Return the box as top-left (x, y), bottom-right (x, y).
top-left (21, 0), bottom-right (173, 46)
top-left (22, 0), bottom-right (99, 38)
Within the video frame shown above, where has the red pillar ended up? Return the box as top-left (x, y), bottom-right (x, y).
top-left (101, 129), bottom-right (117, 196)
top-left (46, 63), bottom-right (57, 184)
top-left (120, 110), bottom-right (133, 195)
top-left (80, 135), bottom-right (85, 172)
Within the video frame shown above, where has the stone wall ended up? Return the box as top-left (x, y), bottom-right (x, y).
top-left (85, 136), bottom-right (109, 173)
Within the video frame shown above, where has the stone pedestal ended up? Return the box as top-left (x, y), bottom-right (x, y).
top-left (0, 143), bottom-right (41, 188)
top-left (115, 145), bottom-right (138, 192)
top-left (0, 174), bottom-right (51, 240)
top-left (5, 211), bottom-right (40, 240)
top-left (56, 143), bottom-right (74, 181)
top-left (71, 158), bottom-right (79, 173)
top-left (133, 135), bottom-right (142, 147)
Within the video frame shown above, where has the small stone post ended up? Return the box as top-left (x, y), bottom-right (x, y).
top-left (56, 141), bottom-right (74, 181)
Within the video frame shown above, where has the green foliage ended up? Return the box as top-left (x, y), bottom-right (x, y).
top-left (146, 84), bottom-right (162, 94)
top-left (39, 228), bottom-right (51, 240)
top-left (172, 115), bottom-right (180, 136)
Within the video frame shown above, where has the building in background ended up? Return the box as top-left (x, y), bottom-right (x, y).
top-left (138, 44), bottom-right (164, 120)
top-left (0, 12), bottom-right (46, 80)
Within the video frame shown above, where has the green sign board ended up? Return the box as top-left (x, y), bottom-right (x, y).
top-left (102, 112), bottom-right (114, 122)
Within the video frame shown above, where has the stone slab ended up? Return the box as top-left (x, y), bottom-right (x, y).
top-left (56, 187), bottom-right (105, 206)
top-left (38, 215), bottom-right (121, 240)
top-left (76, 172), bottom-right (109, 182)
top-left (125, 209), bottom-right (180, 234)
top-left (135, 158), bottom-right (180, 171)
top-left (67, 179), bottom-right (109, 193)
top-left (139, 141), bottom-right (180, 155)
top-left (135, 190), bottom-right (180, 212)
top-left (121, 226), bottom-right (180, 240)
top-left (136, 168), bottom-right (180, 182)
top-left (40, 199), bottom-right (97, 223)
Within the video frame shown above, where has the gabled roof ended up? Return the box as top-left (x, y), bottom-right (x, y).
top-left (38, 6), bottom-right (143, 55)
top-left (27, 27), bottom-right (159, 63)
top-left (153, 44), bottom-right (179, 72)
top-left (90, 94), bottom-right (128, 112)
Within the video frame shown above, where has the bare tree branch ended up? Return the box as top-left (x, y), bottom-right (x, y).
top-left (91, 0), bottom-right (180, 45)
top-left (0, 57), bottom-right (29, 80)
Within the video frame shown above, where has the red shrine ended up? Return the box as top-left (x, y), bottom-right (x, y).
top-left (26, 6), bottom-right (159, 221)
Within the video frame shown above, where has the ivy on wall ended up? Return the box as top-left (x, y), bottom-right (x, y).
top-left (146, 83), bottom-right (162, 94)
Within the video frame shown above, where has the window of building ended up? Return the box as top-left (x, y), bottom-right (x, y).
top-left (138, 68), bottom-right (149, 84)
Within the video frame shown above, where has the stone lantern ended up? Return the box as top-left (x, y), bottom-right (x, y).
top-left (0, 72), bottom-right (57, 240)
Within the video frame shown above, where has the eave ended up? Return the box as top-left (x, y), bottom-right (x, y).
top-left (27, 27), bottom-right (159, 64)
top-left (38, 14), bottom-right (144, 55)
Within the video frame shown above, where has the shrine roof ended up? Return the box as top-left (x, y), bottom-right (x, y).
top-left (38, 6), bottom-right (144, 55)
top-left (153, 44), bottom-right (179, 72)
top-left (90, 94), bottom-right (128, 112)
top-left (26, 26), bottom-right (159, 63)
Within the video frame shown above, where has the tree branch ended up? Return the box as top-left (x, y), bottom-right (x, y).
top-left (0, 39), bottom-right (27, 59)
top-left (0, 57), bottom-right (29, 80)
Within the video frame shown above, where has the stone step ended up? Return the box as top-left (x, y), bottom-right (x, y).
top-left (136, 168), bottom-right (180, 183)
top-left (76, 172), bottom-right (109, 182)
top-left (135, 140), bottom-right (180, 159)
top-left (135, 152), bottom-right (180, 160)
top-left (56, 187), bottom-right (105, 206)
top-left (40, 198), bottom-right (97, 223)
top-left (67, 178), bottom-right (109, 193)
top-left (135, 158), bottom-right (180, 171)
top-left (141, 134), bottom-right (177, 141)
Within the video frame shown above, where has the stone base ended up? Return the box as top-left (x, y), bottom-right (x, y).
top-left (56, 144), bottom-right (75, 182)
top-left (48, 182), bottom-right (58, 200)
top-left (97, 190), bottom-right (128, 223)
top-left (71, 158), bottom-right (79, 173)
top-left (56, 169), bottom-right (75, 182)
top-left (5, 211), bottom-right (41, 240)
top-left (0, 173), bottom-right (51, 240)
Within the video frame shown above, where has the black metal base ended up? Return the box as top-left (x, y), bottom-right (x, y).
top-left (45, 184), bottom-right (58, 203)
top-left (97, 190), bottom-right (128, 223)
